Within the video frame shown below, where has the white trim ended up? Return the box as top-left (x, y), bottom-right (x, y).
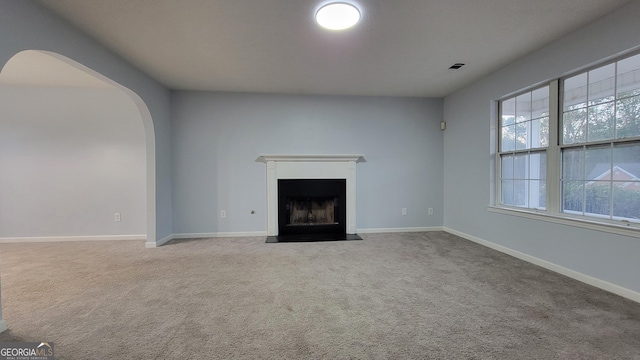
top-left (346, 161), bottom-right (357, 234)
top-left (167, 229), bottom-right (440, 240)
top-left (145, 234), bottom-right (173, 248)
top-left (257, 154), bottom-right (364, 162)
top-left (145, 231), bottom-right (270, 247)
top-left (546, 79), bottom-right (561, 213)
top-left (444, 227), bottom-right (640, 304)
top-left (357, 227), bottom-right (443, 234)
top-left (266, 160), bottom-right (277, 236)
top-left (149, 228), bottom-right (443, 245)
top-left (155, 229), bottom-right (441, 242)
top-left (487, 205), bottom-right (640, 238)
top-left (0, 234), bottom-right (146, 244)
top-left (0, 320), bottom-right (7, 333)
top-left (172, 231), bottom-right (268, 239)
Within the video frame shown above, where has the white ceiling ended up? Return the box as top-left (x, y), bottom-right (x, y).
top-left (36, 0), bottom-right (632, 97)
top-left (0, 50), bottom-right (112, 88)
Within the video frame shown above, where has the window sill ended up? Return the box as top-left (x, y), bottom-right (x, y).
top-left (486, 205), bottom-right (640, 239)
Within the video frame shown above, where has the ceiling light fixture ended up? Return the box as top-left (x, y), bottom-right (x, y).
top-left (315, 3), bottom-right (361, 31)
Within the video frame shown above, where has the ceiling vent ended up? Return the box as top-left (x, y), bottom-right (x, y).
top-left (448, 63), bottom-right (466, 70)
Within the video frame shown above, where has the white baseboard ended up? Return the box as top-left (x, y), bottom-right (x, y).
top-left (145, 234), bottom-right (173, 248)
top-left (172, 231), bottom-right (268, 240)
top-left (443, 227), bottom-right (640, 304)
top-left (0, 234), bottom-right (146, 244)
top-left (145, 231), bottom-right (268, 248)
top-left (357, 226), bottom-right (443, 234)
top-left (147, 229), bottom-right (442, 246)
top-left (0, 319), bottom-right (7, 333)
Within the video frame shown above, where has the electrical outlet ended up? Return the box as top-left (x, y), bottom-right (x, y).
top-left (428, 208), bottom-right (434, 215)
top-left (114, 213), bottom-right (121, 222)
top-left (220, 210), bottom-right (227, 219)
top-left (402, 208), bottom-right (407, 216)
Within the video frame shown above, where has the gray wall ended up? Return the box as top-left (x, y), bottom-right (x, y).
top-left (0, 0), bottom-right (172, 242)
top-left (171, 91), bottom-right (444, 234)
top-left (0, 86), bottom-right (146, 238)
top-left (443, 1), bottom-right (640, 293)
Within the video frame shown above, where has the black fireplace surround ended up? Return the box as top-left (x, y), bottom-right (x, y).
top-left (266, 178), bottom-right (362, 242)
top-left (277, 179), bottom-right (346, 236)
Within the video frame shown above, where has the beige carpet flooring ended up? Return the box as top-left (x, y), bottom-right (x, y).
top-left (0, 232), bottom-right (639, 359)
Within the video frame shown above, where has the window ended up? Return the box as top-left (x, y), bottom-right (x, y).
top-left (496, 52), bottom-right (640, 226)
top-left (561, 54), bottom-right (640, 222)
top-left (499, 86), bottom-right (549, 209)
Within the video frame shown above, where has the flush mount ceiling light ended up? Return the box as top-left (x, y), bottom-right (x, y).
top-left (315, 3), bottom-right (361, 31)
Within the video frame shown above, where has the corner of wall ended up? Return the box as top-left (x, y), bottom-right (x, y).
top-left (146, 234), bottom-right (174, 248)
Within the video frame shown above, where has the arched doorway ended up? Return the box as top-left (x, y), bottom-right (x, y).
top-left (0, 50), bottom-right (156, 242)
top-left (0, 50), bottom-right (157, 333)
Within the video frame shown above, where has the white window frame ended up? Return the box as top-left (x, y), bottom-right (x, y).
top-left (496, 84), bottom-right (553, 211)
top-left (491, 52), bottom-right (640, 238)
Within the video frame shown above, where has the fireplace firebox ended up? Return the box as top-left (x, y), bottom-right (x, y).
top-left (278, 179), bottom-right (346, 236)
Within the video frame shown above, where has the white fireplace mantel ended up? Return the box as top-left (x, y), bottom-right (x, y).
top-left (257, 154), bottom-right (364, 163)
top-left (258, 154), bottom-right (364, 236)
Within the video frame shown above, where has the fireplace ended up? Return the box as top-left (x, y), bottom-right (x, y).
top-left (278, 179), bottom-right (346, 236)
top-left (258, 154), bottom-right (364, 242)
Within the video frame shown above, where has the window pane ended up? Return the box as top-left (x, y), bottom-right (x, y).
top-left (501, 155), bottom-right (514, 179)
top-left (514, 153), bottom-right (528, 179)
top-left (563, 108), bottom-right (587, 144)
top-left (617, 53), bottom-right (640, 99)
top-left (530, 152), bottom-right (546, 180)
top-left (501, 180), bottom-right (514, 206)
top-left (589, 64), bottom-right (615, 105)
top-left (585, 146), bottom-right (611, 181)
top-left (516, 93), bottom-right (531, 122)
top-left (613, 182), bottom-right (640, 220)
top-left (514, 180), bottom-right (528, 207)
top-left (531, 117), bottom-right (549, 148)
top-left (616, 96), bottom-right (640, 139)
top-left (515, 121), bottom-right (530, 150)
top-left (501, 125), bottom-right (515, 151)
top-left (563, 181), bottom-right (584, 213)
top-left (562, 148), bottom-right (584, 180)
top-left (530, 180), bottom-right (547, 209)
top-left (587, 102), bottom-right (615, 141)
top-left (564, 73), bottom-right (587, 111)
top-left (613, 143), bottom-right (640, 181)
top-left (532, 86), bottom-right (549, 119)
top-left (585, 181), bottom-right (610, 216)
top-left (502, 98), bottom-right (516, 126)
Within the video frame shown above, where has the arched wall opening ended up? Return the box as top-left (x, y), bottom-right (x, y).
top-left (0, 50), bottom-right (156, 242)
top-left (0, 49), bottom-right (157, 333)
